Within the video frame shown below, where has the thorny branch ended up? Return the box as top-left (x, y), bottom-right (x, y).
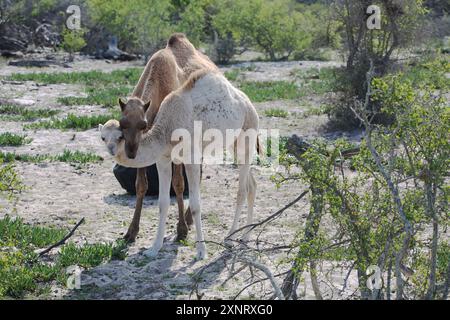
top-left (190, 191), bottom-right (309, 300)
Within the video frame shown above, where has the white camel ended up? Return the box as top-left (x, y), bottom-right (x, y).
top-left (101, 70), bottom-right (259, 260)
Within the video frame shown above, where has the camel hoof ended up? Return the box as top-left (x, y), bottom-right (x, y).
top-left (143, 246), bottom-right (161, 258)
top-left (196, 244), bottom-right (208, 260)
top-left (175, 234), bottom-right (188, 243)
top-left (123, 233), bottom-right (137, 243)
top-left (176, 224), bottom-right (189, 242)
top-left (123, 226), bottom-right (139, 243)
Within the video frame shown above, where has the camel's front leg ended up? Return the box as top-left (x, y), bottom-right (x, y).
top-left (144, 159), bottom-right (172, 258)
top-left (184, 164), bottom-right (207, 260)
top-left (124, 167), bottom-right (148, 243)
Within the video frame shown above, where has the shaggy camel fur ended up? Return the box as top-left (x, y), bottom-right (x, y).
top-left (115, 71), bottom-right (259, 260)
top-left (122, 33), bottom-right (218, 243)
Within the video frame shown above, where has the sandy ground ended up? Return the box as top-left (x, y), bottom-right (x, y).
top-left (0, 54), bottom-right (363, 300)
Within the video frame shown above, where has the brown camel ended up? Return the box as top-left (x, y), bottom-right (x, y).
top-left (122, 33), bottom-right (218, 243)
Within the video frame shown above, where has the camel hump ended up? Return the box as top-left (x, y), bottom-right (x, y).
top-left (167, 33), bottom-right (188, 47)
top-left (182, 69), bottom-right (217, 91)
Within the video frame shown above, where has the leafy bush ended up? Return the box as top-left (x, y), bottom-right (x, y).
top-left (327, 53), bottom-right (449, 129)
top-left (60, 28), bottom-right (86, 58)
top-left (294, 67), bottom-right (341, 95)
top-left (0, 133), bottom-right (32, 146)
top-left (59, 241), bottom-right (127, 268)
top-left (212, 0), bottom-right (315, 60)
top-left (0, 161), bottom-right (24, 200)
top-left (86, 0), bottom-right (173, 54)
top-left (329, 0), bottom-right (428, 127)
top-left (400, 54), bottom-right (450, 90)
top-left (0, 216), bottom-right (127, 298)
top-left (279, 74), bottom-right (449, 300)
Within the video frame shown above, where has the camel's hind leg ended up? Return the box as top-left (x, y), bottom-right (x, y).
top-left (226, 129), bottom-right (257, 242)
top-left (124, 167), bottom-right (148, 243)
top-left (226, 163), bottom-right (251, 241)
top-left (173, 164), bottom-right (190, 242)
top-left (184, 163), bottom-right (207, 260)
top-left (242, 170), bottom-right (256, 242)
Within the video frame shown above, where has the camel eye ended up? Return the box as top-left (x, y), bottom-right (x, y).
top-left (118, 134), bottom-right (124, 141)
top-left (137, 120), bottom-right (147, 130)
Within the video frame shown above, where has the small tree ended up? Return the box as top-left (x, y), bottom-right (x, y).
top-left (329, 0), bottom-right (427, 126)
top-left (212, 0), bottom-right (314, 60)
top-left (87, 0), bottom-right (173, 56)
top-left (60, 28), bottom-right (86, 61)
top-left (280, 64), bottom-right (449, 299)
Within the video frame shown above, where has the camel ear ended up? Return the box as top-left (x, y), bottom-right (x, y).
top-left (143, 100), bottom-right (151, 113)
top-left (98, 124), bottom-right (103, 131)
top-left (118, 98), bottom-right (126, 111)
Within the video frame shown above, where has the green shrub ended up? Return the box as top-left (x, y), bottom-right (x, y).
top-left (0, 105), bottom-right (60, 121)
top-left (0, 216), bottom-right (66, 249)
top-left (400, 55), bottom-right (450, 90)
top-left (86, 0), bottom-right (172, 53)
top-left (59, 242), bottom-right (122, 268)
top-left (6, 69), bottom-right (139, 108)
top-left (224, 69), bottom-right (240, 81)
top-left (0, 150), bottom-right (103, 164)
top-left (0, 161), bottom-right (24, 200)
top-left (294, 67), bottom-right (341, 95)
top-left (26, 113), bottom-right (120, 131)
top-left (328, 0), bottom-right (428, 128)
top-left (0, 216), bottom-right (128, 299)
top-left (212, 0), bottom-right (314, 60)
top-left (239, 81), bottom-right (302, 102)
top-left (6, 68), bottom-right (142, 86)
top-left (0, 133), bottom-right (32, 146)
top-left (60, 28), bottom-right (86, 57)
top-left (264, 108), bottom-right (289, 118)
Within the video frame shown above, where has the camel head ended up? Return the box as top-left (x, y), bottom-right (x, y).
top-left (118, 97), bottom-right (150, 159)
top-left (99, 119), bottom-right (122, 156)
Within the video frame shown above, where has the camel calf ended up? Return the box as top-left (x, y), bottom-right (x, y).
top-left (116, 70), bottom-right (259, 260)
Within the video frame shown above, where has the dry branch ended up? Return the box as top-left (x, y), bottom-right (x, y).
top-left (226, 190), bottom-right (309, 240)
top-left (38, 217), bottom-right (85, 257)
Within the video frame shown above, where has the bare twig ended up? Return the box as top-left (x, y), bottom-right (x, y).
top-left (340, 261), bottom-right (356, 294)
top-left (238, 255), bottom-right (285, 300)
top-left (226, 190), bottom-right (309, 240)
top-left (38, 217), bottom-right (85, 257)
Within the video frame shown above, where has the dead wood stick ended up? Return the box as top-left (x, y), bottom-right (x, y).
top-left (38, 217), bottom-right (85, 257)
top-left (226, 190), bottom-right (309, 240)
top-left (238, 256), bottom-right (285, 300)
